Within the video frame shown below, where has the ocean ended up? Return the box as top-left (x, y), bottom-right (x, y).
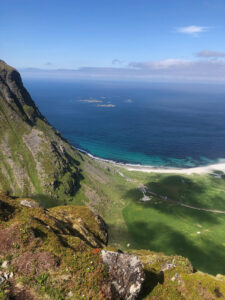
top-left (23, 78), bottom-right (225, 168)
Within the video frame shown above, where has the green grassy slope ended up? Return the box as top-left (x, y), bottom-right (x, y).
top-left (0, 60), bottom-right (83, 201)
top-left (1, 59), bottom-right (225, 278)
top-left (59, 154), bottom-right (225, 275)
top-left (1, 193), bottom-right (225, 300)
top-left (122, 171), bottom-right (225, 275)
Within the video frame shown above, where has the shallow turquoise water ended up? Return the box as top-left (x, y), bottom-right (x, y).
top-left (72, 136), bottom-right (214, 167)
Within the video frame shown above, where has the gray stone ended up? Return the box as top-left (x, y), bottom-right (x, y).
top-left (68, 291), bottom-right (73, 297)
top-left (161, 263), bottom-right (176, 271)
top-left (101, 250), bottom-right (145, 300)
top-left (20, 199), bottom-right (40, 208)
top-left (171, 272), bottom-right (179, 282)
top-left (1, 261), bottom-right (8, 269)
top-left (0, 276), bottom-right (5, 285)
top-left (3, 272), bottom-right (9, 280)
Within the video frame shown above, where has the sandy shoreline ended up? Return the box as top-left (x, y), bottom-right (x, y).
top-left (120, 162), bottom-right (225, 175)
top-left (77, 147), bottom-right (225, 175)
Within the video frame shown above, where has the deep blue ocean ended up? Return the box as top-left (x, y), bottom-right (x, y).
top-left (24, 78), bottom-right (225, 168)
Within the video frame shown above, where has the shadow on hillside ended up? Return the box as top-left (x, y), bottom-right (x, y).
top-left (31, 169), bottom-right (84, 209)
top-left (145, 175), bottom-right (225, 211)
top-left (124, 220), bottom-right (225, 275)
top-left (124, 175), bottom-right (223, 224)
top-left (123, 175), bottom-right (225, 275)
top-left (138, 269), bottom-right (164, 299)
top-left (107, 223), bottom-right (134, 248)
top-left (65, 150), bottom-right (81, 166)
top-left (31, 194), bottom-right (65, 208)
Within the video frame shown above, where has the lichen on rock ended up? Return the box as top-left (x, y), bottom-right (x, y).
top-left (101, 250), bottom-right (145, 300)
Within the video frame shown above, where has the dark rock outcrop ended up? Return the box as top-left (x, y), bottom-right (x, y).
top-left (0, 59), bottom-right (43, 124)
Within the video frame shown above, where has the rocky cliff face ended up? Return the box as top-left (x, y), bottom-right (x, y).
top-left (0, 60), bottom-right (82, 201)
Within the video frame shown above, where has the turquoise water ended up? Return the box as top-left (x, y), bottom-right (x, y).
top-left (72, 137), bottom-right (214, 167)
top-left (24, 79), bottom-right (225, 168)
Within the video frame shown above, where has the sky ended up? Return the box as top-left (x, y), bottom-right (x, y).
top-left (1, 0), bottom-right (225, 82)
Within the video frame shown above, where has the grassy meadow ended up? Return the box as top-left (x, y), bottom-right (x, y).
top-left (40, 154), bottom-right (225, 275)
top-left (121, 170), bottom-right (225, 275)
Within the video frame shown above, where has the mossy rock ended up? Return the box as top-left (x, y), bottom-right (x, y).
top-left (0, 193), bottom-right (108, 299)
top-left (0, 193), bottom-right (225, 299)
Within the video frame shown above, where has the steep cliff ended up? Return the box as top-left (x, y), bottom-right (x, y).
top-left (0, 60), bottom-right (82, 201)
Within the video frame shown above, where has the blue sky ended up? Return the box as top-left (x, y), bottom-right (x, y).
top-left (1, 0), bottom-right (225, 82)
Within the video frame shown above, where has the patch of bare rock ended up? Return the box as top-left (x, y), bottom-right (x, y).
top-left (101, 250), bottom-right (145, 300)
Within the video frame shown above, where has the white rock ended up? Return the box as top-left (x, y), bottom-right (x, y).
top-left (2, 261), bottom-right (8, 269)
top-left (101, 250), bottom-right (145, 300)
top-left (68, 291), bottom-right (73, 297)
top-left (0, 276), bottom-right (5, 285)
top-left (161, 263), bottom-right (176, 271)
top-left (20, 199), bottom-right (39, 208)
top-left (171, 273), bottom-right (179, 282)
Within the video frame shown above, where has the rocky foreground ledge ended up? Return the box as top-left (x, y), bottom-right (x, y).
top-left (0, 193), bottom-right (225, 299)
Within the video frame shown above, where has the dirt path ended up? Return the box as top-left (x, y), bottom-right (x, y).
top-left (117, 170), bottom-right (225, 214)
top-left (145, 187), bottom-right (225, 214)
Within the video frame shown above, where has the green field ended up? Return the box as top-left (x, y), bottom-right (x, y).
top-left (121, 171), bottom-right (225, 275)
top-left (48, 155), bottom-right (225, 276)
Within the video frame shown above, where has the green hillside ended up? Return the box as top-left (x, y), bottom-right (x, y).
top-left (71, 161), bottom-right (225, 275)
top-left (0, 60), bottom-right (83, 201)
top-left (1, 60), bottom-right (225, 299)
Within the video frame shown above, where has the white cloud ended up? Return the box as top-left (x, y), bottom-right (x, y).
top-left (197, 50), bottom-right (225, 58)
top-left (20, 58), bottom-right (225, 83)
top-left (130, 59), bottom-right (190, 70)
top-left (128, 59), bottom-right (225, 82)
top-left (176, 25), bottom-right (209, 36)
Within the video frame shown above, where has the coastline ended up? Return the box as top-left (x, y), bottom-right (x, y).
top-left (120, 162), bottom-right (225, 175)
top-left (76, 147), bottom-right (225, 175)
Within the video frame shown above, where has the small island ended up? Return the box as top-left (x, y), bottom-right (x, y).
top-left (78, 99), bottom-right (102, 103)
top-left (97, 104), bottom-right (116, 107)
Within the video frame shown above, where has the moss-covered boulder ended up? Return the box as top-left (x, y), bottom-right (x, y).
top-left (133, 250), bottom-right (225, 299)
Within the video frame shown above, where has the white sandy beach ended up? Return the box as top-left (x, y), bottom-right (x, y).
top-left (77, 147), bottom-right (225, 175)
top-left (120, 162), bottom-right (225, 175)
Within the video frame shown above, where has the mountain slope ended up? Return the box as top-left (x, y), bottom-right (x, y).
top-left (1, 60), bottom-right (225, 299)
top-left (0, 60), bottom-right (83, 201)
top-left (0, 193), bottom-right (225, 300)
